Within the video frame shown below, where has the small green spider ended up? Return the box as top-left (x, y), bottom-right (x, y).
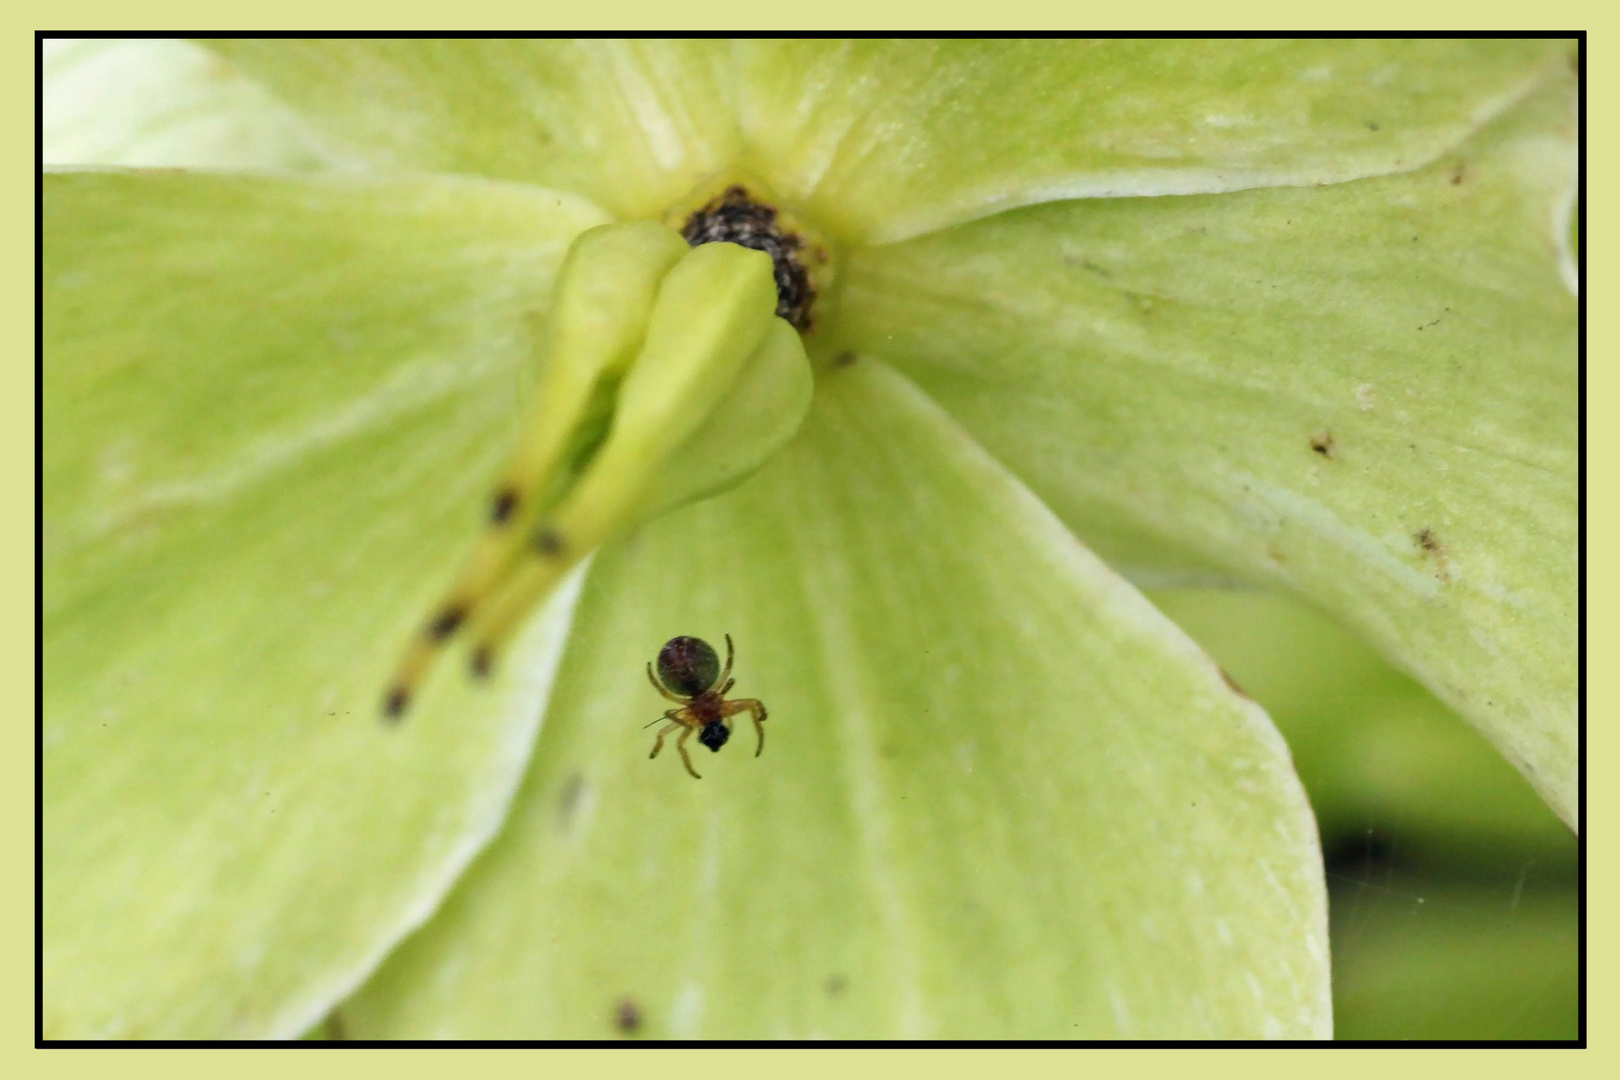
top-left (645, 634), bottom-right (768, 780)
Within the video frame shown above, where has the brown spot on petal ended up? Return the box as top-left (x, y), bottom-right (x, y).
top-left (1415, 528), bottom-right (1452, 583)
top-left (490, 486), bottom-right (519, 524)
top-left (427, 604), bottom-right (467, 641)
top-left (382, 686), bottom-right (410, 722)
top-left (1219, 667), bottom-right (1251, 700)
top-left (557, 773), bottom-right (586, 830)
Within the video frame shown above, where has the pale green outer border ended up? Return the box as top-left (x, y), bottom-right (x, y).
top-left (19, 10), bottom-right (1598, 1073)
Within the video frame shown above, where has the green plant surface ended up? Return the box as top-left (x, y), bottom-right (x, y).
top-left (43, 38), bottom-right (329, 170)
top-left (42, 39), bottom-right (1576, 1039)
top-left (340, 362), bottom-right (1328, 1038)
top-left (1150, 588), bottom-right (1575, 869)
top-left (1149, 588), bottom-right (1576, 1041)
top-left (43, 171), bottom-right (603, 1037)
top-left (839, 79), bottom-right (1577, 825)
top-left (211, 40), bottom-right (1565, 242)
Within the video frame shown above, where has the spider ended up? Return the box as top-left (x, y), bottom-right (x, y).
top-left (645, 634), bottom-right (768, 780)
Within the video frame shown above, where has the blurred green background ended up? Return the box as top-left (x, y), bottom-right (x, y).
top-left (1150, 588), bottom-right (1579, 1041)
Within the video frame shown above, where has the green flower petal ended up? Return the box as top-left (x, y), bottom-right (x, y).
top-left (837, 78), bottom-right (1576, 825)
top-left (340, 361), bottom-right (1329, 1039)
top-left (1151, 590), bottom-right (1573, 868)
top-left (733, 39), bottom-right (1571, 243)
top-left (44, 39), bottom-right (330, 170)
top-left (201, 40), bottom-right (739, 219)
top-left (44, 171), bottom-right (607, 1037)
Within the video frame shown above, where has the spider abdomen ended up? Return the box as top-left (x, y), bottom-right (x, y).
top-left (656, 636), bottom-right (721, 697)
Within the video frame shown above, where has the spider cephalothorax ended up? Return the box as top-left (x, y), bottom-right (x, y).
top-left (645, 634), bottom-right (768, 780)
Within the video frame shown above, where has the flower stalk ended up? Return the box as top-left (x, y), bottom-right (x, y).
top-left (386, 222), bottom-right (811, 717)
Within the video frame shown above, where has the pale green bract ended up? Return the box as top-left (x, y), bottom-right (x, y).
top-left (42, 39), bottom-right (1575, 1039)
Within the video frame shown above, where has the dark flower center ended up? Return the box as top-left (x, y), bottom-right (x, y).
top-left (681, 185), bottom-right (817, 331)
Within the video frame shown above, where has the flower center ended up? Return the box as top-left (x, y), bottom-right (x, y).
top-left (672, 183), bottom-right (832, 333)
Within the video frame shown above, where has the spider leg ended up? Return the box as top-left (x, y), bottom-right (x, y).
top-left (648, 720), bottom-right (682, 760)
top-left (644, 707), bottom-right (682, 729)
top-left (722, 698), bottom-right (769, 758)
top-left (646, 663), bottom-right (686, 704)
top-left (719, 633), bottom-right (735, 687)
top-left (675, 726), bottom-right (702, 780)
